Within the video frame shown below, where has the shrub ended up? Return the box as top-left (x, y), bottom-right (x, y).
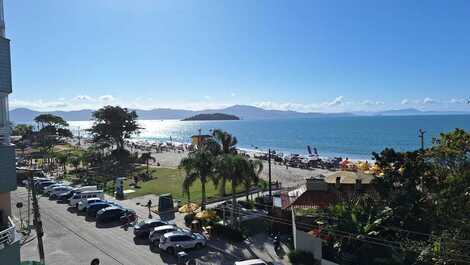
top-left (184, 213), bottom-right (195, 227)
top-left (288, 250), bottom-right (315, 265)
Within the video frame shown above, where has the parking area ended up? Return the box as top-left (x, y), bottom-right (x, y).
top-left (12, 187), bottom-right (243, 265)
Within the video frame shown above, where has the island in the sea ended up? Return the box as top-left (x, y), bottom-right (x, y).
top-left (182, 113), bottom-right (240, 121)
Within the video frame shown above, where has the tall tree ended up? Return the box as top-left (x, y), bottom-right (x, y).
top-left (88, 106), bottom-right (141, 151)
top-left (140, 152), bottom-right (156, 175)
top-left (34, 114), bottom-right (72, 166)
top-left (212, 129), bottom-right (238, 196)
top-left (12, 124), bottom-right (33, 156)
top-left (215, 154), bottom-right (251, 228)
top-left (179, 149), bottom-right (216, 210)
top-left (243, 159), bottom-right (263, 201)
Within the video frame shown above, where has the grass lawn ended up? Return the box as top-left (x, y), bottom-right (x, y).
top-left (122, 166), bottom-right (254, 202)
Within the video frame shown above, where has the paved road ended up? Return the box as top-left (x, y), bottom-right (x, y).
top-left (12, 187), bottom-right (237, 265)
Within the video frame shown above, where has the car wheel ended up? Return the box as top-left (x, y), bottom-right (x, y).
top-left (167, 247), bottom-right (175, 254)
top-left (195, 243), bottom-right (203, 249)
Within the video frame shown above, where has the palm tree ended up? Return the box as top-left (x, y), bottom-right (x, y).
top-left (140, 152), bottom-right (156, 175)
top-left (215, 154), bottom-right (250, 228)
top-left (243, 159), bottom-right (263, 201)
top-left (55, 152), bottom-right (69, 176)
top-left (179, 149), bottom-right (216, 210)
top-left (212, 129), bottom-right (238, 196)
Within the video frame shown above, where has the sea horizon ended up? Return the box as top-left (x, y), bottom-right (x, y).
top-left (67, 114), bottom-right (470, 160)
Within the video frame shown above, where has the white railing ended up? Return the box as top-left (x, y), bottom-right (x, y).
top-left (0, 216), bottom-right (16, 247)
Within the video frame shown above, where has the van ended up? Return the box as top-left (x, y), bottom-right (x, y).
top-left (73, 186), bottom-right (98, 193)
top-left (69, 190), bottom-right (104, 207)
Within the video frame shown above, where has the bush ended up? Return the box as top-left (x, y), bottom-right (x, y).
top-left (288, 250), bottom-right (315, 265)
top-left (184, 213), bottom-right (195, 227)
top-left (212, 223), bottom-right (245, 243)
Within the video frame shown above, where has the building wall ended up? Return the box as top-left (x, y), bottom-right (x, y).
top-left (0, 145), bottom-right (16, 193)
top-left (0, 192), bottom-right (11, 224)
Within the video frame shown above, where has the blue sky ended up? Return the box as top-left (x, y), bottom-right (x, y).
top-left (5, 0), bottom-right (470, 112)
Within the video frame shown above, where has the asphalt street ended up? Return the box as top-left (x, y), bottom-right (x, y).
top-left (12, 187), bottom-right (237, 265)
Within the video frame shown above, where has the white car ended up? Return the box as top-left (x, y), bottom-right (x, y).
top-left (158, 231), bottom-right (207, 253)
top-left (234, 259), bottom-right (274, 265)
top-left (149, 224), bottom-right (181, 246)
top-left (77, 197), bottom-right (105, 211)
top-left (49, 186), bottom-right (73, 199)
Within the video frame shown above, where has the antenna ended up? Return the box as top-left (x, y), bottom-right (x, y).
top-left (0, 0), bottom-right (5, 37)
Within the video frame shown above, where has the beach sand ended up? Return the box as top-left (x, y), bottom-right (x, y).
top-left (147, 150), bottom-right (331, 188)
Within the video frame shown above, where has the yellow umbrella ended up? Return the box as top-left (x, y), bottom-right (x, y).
top-left (178, 202), bottom-right (199, 213)
top-left (195, 210), bottom-right (217, 220)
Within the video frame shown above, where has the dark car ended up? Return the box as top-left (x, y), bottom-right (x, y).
top-left (133, 219), bottom-right (169, 238)
top-left (57, 190), bottom-right (75, 203)
top-left (96, 207), bottom-right (136, 224)
top-left (36, 181), bottom-right (56, 192)
top-left (87, 202), bottom-right (116, 218)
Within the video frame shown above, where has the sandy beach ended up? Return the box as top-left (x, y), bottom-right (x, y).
top-left (146, 149), bottom-right (331, 188)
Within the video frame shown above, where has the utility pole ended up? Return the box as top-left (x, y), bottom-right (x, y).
top-left (418, 129), bottom-right (426, 150)
top-left (77, 126), bottom-right (81, 146)
top-left (30, 174), bottom-right (45, 264)
top-left (268, 148), bottom-right (272, 198)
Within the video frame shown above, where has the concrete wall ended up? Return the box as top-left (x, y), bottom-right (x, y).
top-left (0, 145), bottom-right (16, 192)
top-left (295, 229), bottom-right (322, 260)
top-left (0, 37), bottom-right (11, 94)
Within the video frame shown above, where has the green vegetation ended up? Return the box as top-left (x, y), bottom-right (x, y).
top-left (182, 113), bottom-right (240, 121)
top-left (119, 167), bottom-right (249, 200)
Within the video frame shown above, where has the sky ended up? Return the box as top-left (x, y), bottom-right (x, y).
top-left (5, 0), bottom-right (470, 112)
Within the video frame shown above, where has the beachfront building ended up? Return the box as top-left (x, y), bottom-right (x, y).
top-left (0, 0), bottom-right (21, 264)
top-left (191, 134), bottom-right (212, 147)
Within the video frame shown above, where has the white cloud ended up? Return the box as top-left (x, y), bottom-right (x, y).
top-left (74, 95), bottom-right (93, 101)
top-left (99, 95), bottom-right (115, 102)
top-left (231, 92), bottom-right (236, 97)
top-left (362, 100), bottom-right (384, 106)
top-left (326, 96), bottom-right (344, 107)
top-left (423, 97), bottom-right (435, 104)
top-left (450, 98), bottom-right (467, 104)
top-left (204, 95), bottom-right (212, 100)
top-left (401, 99), bottom-right (409, 105)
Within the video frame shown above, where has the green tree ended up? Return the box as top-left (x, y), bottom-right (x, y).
top-left (179, 149), bottom-right (217, 210)
top-left (34, 114), bottom-right (72, 167)
top-left (242, 159), bottom-right (263, 201)
top-left (212, 129), bottom-right (238, 196)
top-left (140, 152), bottom-right (156, 175)
top-left (12, 124), bottom-right (33, 156)
top-left (88, 106), bottom-right (141, 151)
top-left (215, 154), bottom-right (251, 228)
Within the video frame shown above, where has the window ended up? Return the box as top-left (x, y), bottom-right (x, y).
top-left (0, 94), bottom-right (8, 128)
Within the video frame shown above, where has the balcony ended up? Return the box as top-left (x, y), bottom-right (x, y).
top-left (0, 217), bottom-right (18, 247)
top-left (0, 216), bottom-right (20, 265)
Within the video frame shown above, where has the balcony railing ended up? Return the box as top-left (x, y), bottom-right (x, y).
top-left (0, 216), bottom-right (17, 248)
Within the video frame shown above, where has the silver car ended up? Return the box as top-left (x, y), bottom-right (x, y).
top-left (149, 224), bottom-right (182, 246)
top-left (158, 231), bottom-right (207, 253)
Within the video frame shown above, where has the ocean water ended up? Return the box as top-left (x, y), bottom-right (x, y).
top-left (69, 115), bottom-right (470, 160)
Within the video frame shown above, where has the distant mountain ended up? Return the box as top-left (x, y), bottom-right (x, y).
top-left (355, 108), bottom-right (470, 116)
top-left (182, 113), bottom-right (240, 121)
top-left (9, 105), bottom-right (354, 123)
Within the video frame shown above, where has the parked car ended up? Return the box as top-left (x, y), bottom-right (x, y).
top-left (148, 224), bottom-right (181, 246)
top-left (49, 186), bottom-right (73, 199)
top-left (234, 259), bottom-right (274, 265)
top-left (57, 190), bottom-right (74, 203)
top-left (43, 183), bottom-right (66, 195)
top-left (158, 231), bottom-right (207, 253)
top-left (96, 207), bottom-right (136, 224)
top-left (36, 181), bottom-right (56, 192)
top-left (69, 190), bottom-right (104, 207)
top-left (78, 198), bottom-right (105, 212)
top-left (133, 219), bottom-right (169, 238)
top-left (86, 202), bottom-right (117, 217)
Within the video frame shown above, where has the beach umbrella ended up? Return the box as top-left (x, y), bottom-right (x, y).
top-left (178, 202), bottom-right (200, 213)
top-left (195, 210), bottom-right (217, 220)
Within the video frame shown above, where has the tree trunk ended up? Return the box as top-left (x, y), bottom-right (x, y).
top-left (146, 160), bottom-right (149, 175)
top-left (219, 178), bottom-right (227, 196)
top-left (231, 178), bottom-right (237, 228)
top-left (201, 180), bottom-right (206, 210)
